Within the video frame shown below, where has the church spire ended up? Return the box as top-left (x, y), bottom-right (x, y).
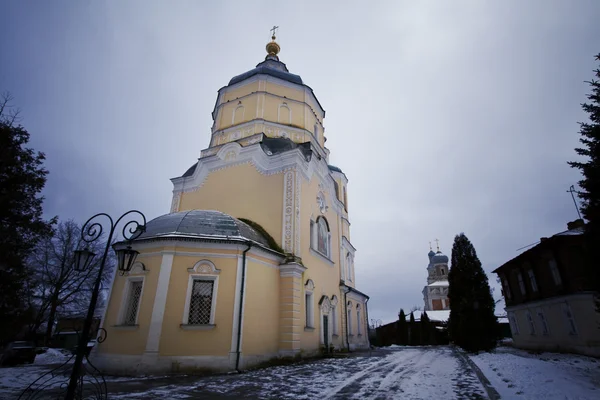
top-left (266, 26), bottom-right (281, 61)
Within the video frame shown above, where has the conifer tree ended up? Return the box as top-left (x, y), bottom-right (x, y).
top-left (568, 54), bottom-right (600, 305)
top-left (569, 53), bottom-right (600, 236)
top-left (408, 312), bottom-right (420, 345)
top-left (0, 93), bottom-right (55, 343)
top-left (448, 233), bottom-right (497, 352)
top-left (397, 309), bottom-right (408, 345)
top-left (420, 311), bottom-right (431, 345)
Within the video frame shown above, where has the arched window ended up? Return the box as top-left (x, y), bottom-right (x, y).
top-left (232, 103), bottom-right (244, 125)
top-left (317, 217), bottom-right (329, 255)
top-left (347, 301), bottom-right (353, 335)
top-left (356, 304), bottom-right (362, 335)
top-left (346, 253), bottom-right (353, 282)
top-left (314, 123), bottom-right (319, 140)
top-left (278, 102), bottom-right (291, 124)
top-left (331, 295), bottom-right (339, 335)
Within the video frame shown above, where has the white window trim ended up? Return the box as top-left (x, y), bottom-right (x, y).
top-left (549, 259), bottom-right (562, 286)
top-left (311, 217), bottom-right (332, 260)
top-left (118, 276), bottom-right (145, 326)
top-left (347, 301), bottom-right (353, 336)
top-left (562, 302), bottom-right (578, 335)
top-left (536, 308), bottom-right (549, 335)
top-left (278, 102), bottom-right (292, 124)
top-left (502, 277), bottom-right (512, 300)
top-left (232, 104), bottom-right (245, 125)
top-left (356, 305), bottom-right (362, 336)
top-left (526, 310), bottom-right (536, 335)
top-left (305, 280), bottom-right (315, 329)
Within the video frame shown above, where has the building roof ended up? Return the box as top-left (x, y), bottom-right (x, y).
top-left (136, 210), bottom-right (272, 248)
top-left (229, 59), bottom-right (303, 86)
top-left (427, 280), bottom-right (449, 287)
top-left (404, 310), bottom-right (450, 323)
top-left (431, 251), bottom-right (449, 264)
top-left (492, 222), bottom-right (585, 273)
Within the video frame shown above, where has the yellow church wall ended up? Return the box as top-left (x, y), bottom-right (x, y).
top-left (297, 175), bottom-right (346, 351)
top-left (158, 254), bottom-right (238, 356)
top-left (241, 259), bottom-right (280, 357)
top-left (98, 252), bottom-right (162, 355)
top-left (220, 81), bottom-right (259, 103)
top-left (178, 163), bottom-right (284, 246)
top-left (217, 95), bottom-right (259, 131)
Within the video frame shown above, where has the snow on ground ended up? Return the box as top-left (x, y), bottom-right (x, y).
top-left (109, 347), bottom-right (487, 399)
top-left (470, 346), bottom-right (600, 399)
top-left (34, 348), bottom-right (73, 365)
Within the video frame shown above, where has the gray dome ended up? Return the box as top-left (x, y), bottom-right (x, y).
top-left (136, 210), bottom-right (271, 248)
top-left (428, 250), bottom-right (436, 258)
top-left (229, 59), bottom-right (303, 86)
top-left (431, 251), bottom-right (449, 264)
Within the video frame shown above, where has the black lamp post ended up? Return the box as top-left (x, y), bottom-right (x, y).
top-left (64, 210), bottom-right (146, 400)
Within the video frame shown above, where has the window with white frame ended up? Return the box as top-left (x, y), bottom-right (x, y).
top-left (183, 260), bottom-right (220, 326)
top-left (526, 310), bottom-right (536, 335)
top-left (561, 302), bottom-right (578, 335)
top-left (549, 259), bottom-right (562, 286)
top-left (188, 280), bottom-right (214, 325)
top-left (536, 308), bottom-right (549, 335)
top-left (305, 280), bottom-right (315, 328)
top-left (508, 312), bottom-right (519, 335)
top-left (356, 304), bottom-right (362, 335)
top-left (527, 269), bottom-right (538, 292)
top-left (517, 272), bottom-right (526, 295)
top-left (331, 296), bottom-right (339, 335)
top-left (346, 253), bottom-right (353, 282)
top-left (122, 279), bottom-right (143, 326)
top-left (347, 301), bottom-right (353, 335)
top-left (310, 217), bottom-right (331, 258)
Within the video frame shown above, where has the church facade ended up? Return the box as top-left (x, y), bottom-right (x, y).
top-left (422, 246), bottom-right (450, 311)
top-left (93, 33), bottom-right (370, 374)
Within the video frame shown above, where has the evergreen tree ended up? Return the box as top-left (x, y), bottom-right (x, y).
top-left (420, 311), bottom-right (431, 345)
top-left (569, 54), bottom-right (600, 236)
top-left (408, 312), bottom-right (420, 345)
top-left (568, 54), bottom-right (600, 307)
top-left (397, 309), bottom-right (408, 345)
top-left (448, 233), bottom-right (497, 352)
top-left (0, 93), bottom-right (55, 343)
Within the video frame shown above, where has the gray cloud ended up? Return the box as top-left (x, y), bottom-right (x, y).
top-left (1, 0), bottom-right (598, 325)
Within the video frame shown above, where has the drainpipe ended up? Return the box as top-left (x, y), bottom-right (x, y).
top-left (235, 241), bottom-right (253, 372)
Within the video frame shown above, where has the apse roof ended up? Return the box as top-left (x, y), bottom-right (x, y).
top-left (136, 210), bottom-right (271, 248)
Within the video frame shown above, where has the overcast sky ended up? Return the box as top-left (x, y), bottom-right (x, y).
top-left (2, 1), bottom-right (599, 324)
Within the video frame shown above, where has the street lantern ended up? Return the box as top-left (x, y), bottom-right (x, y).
top-left (73, 248), bottom-right (96, 272)
top-left (116, 245), bottom-right (139, 272)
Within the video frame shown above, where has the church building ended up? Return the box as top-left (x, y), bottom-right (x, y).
top-left (422, 243), bottom-right (450, 311)
top-left (93, 32), bottom-right (370, 374)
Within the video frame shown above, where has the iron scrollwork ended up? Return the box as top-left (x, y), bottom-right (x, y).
top-left (19, 210), bottom-right (145, 400)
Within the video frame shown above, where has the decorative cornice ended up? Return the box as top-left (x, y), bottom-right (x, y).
top-left (279, 262), bottom-right (307, 278)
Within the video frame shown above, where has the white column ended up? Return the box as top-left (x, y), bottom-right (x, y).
top-left (141, 251), bottom-right (174, 368)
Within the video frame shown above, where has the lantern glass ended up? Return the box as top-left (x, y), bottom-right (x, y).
top-left (116, 246), bottom-right (139, 272)
top-left (74, 248), bottom-right (96, 272)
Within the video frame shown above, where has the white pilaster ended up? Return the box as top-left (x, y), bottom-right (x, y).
top-left (142, 251), bottom-right (174, 365)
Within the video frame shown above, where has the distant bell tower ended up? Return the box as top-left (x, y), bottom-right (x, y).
top-left (423, 241), bottom-right (450, 311)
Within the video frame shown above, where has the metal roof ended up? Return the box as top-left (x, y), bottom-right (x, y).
top-left (137, 210), bottom-right (271, 248)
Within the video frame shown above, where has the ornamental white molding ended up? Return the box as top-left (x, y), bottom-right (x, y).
top-left (172, 139), bottom-right (345, 218)
top-left (279, 262), bottom-right (306, 278)
top-left (188, 260), bottom-right (221, 275)
top-left (305, 279), bottom-right (315, 291)
top-left (319, 295), bottom-right (332, 314)
top-left (170, 192), bottom-right (181, 213)
top-left (216, 142), bottom-right (242, 162)
top-left (330, 295), bottom-right (339, 307)
top-left (294, 169), bottom-right (301, 255)
top-left (129, 262), bottom-right (149, 275)
top-left (282, 168), bottom-right (295, 253)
